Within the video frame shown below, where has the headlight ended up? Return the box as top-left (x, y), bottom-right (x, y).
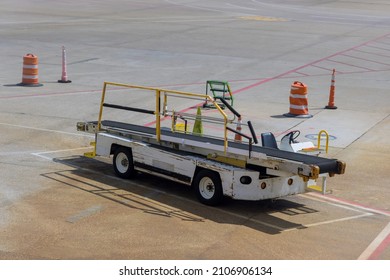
top-left (240, 176), bottom-right (252, 185)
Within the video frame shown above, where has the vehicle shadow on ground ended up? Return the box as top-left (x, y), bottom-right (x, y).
top-left (42, 155), bottom-right (319, 235)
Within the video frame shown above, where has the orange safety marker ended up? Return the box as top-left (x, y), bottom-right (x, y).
top-left (284, 81), bottom-right (312, 118)
top-left (325, 69), bottom-right (337, 109)
top-left (234, 116), bottom-right (242, 142)
top-left (19, 54), bottom-right (43, 87)
top-left (58, 46), bottom-right (71, 83)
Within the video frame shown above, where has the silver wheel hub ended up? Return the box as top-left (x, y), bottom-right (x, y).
top-left (199, 177), bottom-right (215, 199)
top-left (116, 152), bottom-right (129, 173)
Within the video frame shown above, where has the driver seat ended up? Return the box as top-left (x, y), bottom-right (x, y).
top-left (261, 132), bottom-right (279, 149)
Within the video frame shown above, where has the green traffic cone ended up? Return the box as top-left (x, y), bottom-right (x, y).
top-left (192, 107), bottom-right (203, 136)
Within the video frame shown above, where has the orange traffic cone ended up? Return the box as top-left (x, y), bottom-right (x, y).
top-left (58, 46), bottom-right (71, 83)
top-left (234, 116), bottom-right (242, 142)
top-left (325, 69), bottom-right (337, 109)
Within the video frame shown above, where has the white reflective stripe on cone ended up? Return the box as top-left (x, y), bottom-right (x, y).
top-left (290, 94), bottom-right (308, 98)
top-left (290, 104), bottom-right (308, 110)
top-left (23, 64), bottom-right (38, 69)
top-left (22, 75), bottom-right (38, 79)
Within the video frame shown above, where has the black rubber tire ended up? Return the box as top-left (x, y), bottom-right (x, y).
top-left (113, 147), bottom-right (136, 179)
top-left (193, 169), bottom-right (223, 206)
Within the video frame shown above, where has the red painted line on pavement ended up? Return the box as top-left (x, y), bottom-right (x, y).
top-left (365, 44), bottom-right (390, 52)
top-left (294, 71), bottom-right (309, 76)
top-left (326, 58), bottom-right (375, 71)
top-left (310, 64), bottom-right (338, 73)
top-left (232, 32), bottom-right (390, 95)
top-left (341, 53), bottom-right (390, 66)
top-left (335, 69), bottom-right (389, 75)
top-left (353, 48), bottom-right (390, 59)
top-left (368, 231), bottom-right (390, 260)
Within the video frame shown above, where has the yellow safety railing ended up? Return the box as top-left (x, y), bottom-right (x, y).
top-left (317, 130), bottom-right (329, 153)
top-left (97, 81), bottom-right (230, 152)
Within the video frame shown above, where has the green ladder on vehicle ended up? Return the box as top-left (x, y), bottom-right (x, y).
top-left (204, 80), bottom-right (234, 109)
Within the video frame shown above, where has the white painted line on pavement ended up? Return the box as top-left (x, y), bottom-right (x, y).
top-left (283, 213), bottom-right (373, 232)
top-left (358, 221), bottom-right (390, 260)
top-left (304, 192), bottom-right (390, 217)
top-left (0, 122), bottom-right (94, 138)
top-left (31, 147), bottom-right (92, 160)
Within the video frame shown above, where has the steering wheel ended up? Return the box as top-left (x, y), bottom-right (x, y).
top-left (281, 130), bottom-right (301, 143)
top-left (290, 130), bottom-right (300, 141)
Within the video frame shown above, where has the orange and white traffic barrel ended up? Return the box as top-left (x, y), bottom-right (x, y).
top-left (284, 81), bottom-right (312, 118)
top-left (20, 54), bottom-right (43, 86)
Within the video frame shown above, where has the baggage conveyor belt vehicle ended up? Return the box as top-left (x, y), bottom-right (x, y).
top-left (77, 82), bottom-right (346, 206)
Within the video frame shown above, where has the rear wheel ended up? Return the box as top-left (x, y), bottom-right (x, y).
top-left (193, 169), bottom-right (223, 206)
top-left (113, 147), bottom-right (136, 179)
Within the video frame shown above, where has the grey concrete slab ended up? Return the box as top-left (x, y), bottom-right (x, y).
top-left (0, 0), bottom-right (389, 261)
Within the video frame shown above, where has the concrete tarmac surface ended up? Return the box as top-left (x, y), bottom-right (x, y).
top-left (0, 0), bottom-right (389, 260)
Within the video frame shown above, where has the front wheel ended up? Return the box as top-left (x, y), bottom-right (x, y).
top-left (113, 147), bottom-right (136, 179)
top-left (193, 169), bottom-right (223, 206)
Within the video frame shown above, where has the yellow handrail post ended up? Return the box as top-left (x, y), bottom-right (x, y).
top-left (98, 82), bottom-right (108, 131)
top-left (155, 89), bottom-right (161, 142)
top-left (317, 130), bottom-right (329, 153)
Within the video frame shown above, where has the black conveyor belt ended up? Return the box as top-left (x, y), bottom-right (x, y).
top-left (100, 120), bottom-right (341, 174)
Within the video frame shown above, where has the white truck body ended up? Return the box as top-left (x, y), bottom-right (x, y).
top-left (95, 132), bottom-right (306, 201)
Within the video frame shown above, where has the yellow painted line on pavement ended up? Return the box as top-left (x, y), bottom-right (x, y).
top-left (239, 16), bottom-right (288, 22)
